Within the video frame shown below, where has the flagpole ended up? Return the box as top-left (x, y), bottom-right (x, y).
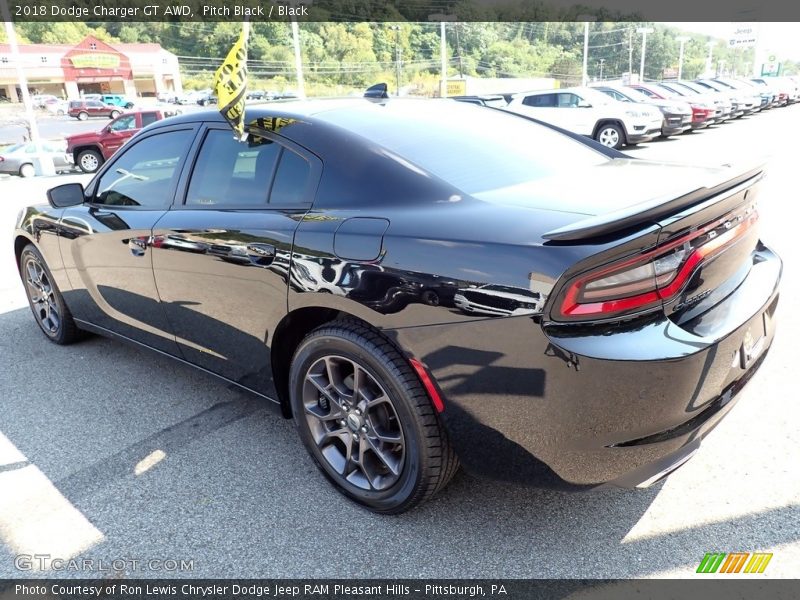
top-left (213, 19), bottom-right (250, 140)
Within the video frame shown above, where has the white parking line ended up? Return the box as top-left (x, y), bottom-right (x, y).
top-left (0, 431), bottom-right (105, 567)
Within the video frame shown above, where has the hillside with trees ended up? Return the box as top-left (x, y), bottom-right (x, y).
top-left (2, 21), bottom-right (781, 95)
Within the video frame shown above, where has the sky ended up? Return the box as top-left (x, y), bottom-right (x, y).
top-left (662, 23), bottom-right (800, 62)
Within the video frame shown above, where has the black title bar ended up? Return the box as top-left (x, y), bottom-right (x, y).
top-left (2, 580), bottom-right (800, 600)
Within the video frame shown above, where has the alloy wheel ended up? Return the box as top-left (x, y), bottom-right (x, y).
top-left (80, 153), bottom-right (99, 172)
top-left (302, 355), bottom-right (405, 491)
top-left (23, 256), bottom-right (60, 335)
top-left (598, 127), bottom-right (620, 148)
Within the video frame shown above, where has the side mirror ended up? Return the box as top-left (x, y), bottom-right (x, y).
top-left (47, 183), bottom-right (86, 208)
top-left (577, 100), bottom-right (592, 108)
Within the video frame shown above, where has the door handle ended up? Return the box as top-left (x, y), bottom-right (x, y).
top-left (246, 243), bottom-right (276, 266)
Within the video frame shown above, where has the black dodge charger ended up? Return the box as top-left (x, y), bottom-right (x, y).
top-left (14, 99), bottom-right (781, 513)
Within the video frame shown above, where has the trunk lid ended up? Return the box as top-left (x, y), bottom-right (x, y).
top-left (540, 159), bottom-right (765, 324)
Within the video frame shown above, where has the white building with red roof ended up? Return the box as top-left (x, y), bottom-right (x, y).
top-left (0, 35), bottom-right (182, 101)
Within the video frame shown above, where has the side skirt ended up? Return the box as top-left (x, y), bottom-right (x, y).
top-left (74, 319), bottom-right (284, 412)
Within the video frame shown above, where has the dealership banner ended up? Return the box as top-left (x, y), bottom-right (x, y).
top-left (2, 580), bottom-right (800, 600)
top-left (7, 0), bottom-right (800, 22)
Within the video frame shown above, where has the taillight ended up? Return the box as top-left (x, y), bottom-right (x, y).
top-left (555, 203), bottom-right (759, 321)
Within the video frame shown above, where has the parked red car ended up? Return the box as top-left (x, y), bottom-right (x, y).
top-left (66, 109), bottom-right (181, 172)
top-left (628, 83), bottom-right (715, 130)
top-left (67, 100), bottom-right (121, 121)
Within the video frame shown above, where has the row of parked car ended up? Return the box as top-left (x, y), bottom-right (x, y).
top-left (454, 76), bottom-right (800, 149)
top-left (29, 93), bottom-right (138, 118)
top-left (156, 88), bottom-right (299, 106)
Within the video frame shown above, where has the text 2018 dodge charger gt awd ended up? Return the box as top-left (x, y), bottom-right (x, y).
top-left (14, 100), bottom-right (780, 513)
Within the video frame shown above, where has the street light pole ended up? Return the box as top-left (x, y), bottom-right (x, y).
top-left (676, 36), bottom-right (690, 79)
top-left (598, 58), bottom-right (605, 80)
top-left (637, 27), bottom-right (654, 82)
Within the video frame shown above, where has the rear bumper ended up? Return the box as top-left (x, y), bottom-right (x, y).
top-left (395, 245), bottom-right (781, 489)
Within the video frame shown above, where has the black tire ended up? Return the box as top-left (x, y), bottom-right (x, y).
top-left (18, 163), bottom-right (35, 178)
top-left (77, 149), bottom-right (103, 173)
top-left (19, 244), bottom-right (82, 345)
top-left (289, 321), bottom-right (458, 514)
top-left (77, 111), bottom-right (88, 121)
top-left (109, 110), bottom-right (120, 119)
top-left (594, 122), bottom-right (625, 149)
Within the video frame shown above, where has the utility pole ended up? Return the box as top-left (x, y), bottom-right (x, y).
top-left (291, 20), bottom-right (305, 98)
top-left (637, 27), bottom-right (654, 82)
top-left (1, 0), bottom-right (54, 175)
top-left (428, 13), bottom-right (456, 97)
top-left (441, 22), bottom-right (447, 97)
top-left (582, 21), bottom-right (590, 87)
top-left (676, 36), bottom-right (690, 79)
top-left (706, 41), bottom-right (715, 78)
top-left (628, 28), bottom-right (633, 78)
top-left (389, 25), bottom-right (401, 97)
top-left (598, 58), bottom-right (605, 80)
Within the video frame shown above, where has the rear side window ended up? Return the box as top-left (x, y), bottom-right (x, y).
top-left (185, 129), bottom-right (280, 206)
top-left (141, 113), bottom-right (158, 127)
top-left (270, 148), bottom-right (311, 205)
top-left (94, 129), bottom-right (193, 208)
top-left (329, 102), bottom-right (608, 195)
top-left (522, 93), bottom-right (556, 107)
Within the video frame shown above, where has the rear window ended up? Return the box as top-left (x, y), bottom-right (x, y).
top-left (326, 101), bottom-right (608, 195)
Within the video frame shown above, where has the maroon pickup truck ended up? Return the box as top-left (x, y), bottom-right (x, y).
top-left (66, 109), bottom-right (180, 173)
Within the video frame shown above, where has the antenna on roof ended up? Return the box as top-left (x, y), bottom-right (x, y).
top-left (364, 83), bottom-right (389, 99)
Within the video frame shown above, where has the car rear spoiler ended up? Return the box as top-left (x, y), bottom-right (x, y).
top-left (542, 161), bottom-right (766, 242)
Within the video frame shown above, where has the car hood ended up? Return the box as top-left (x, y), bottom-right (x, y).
top-left (472, 158), bottom-right (753, 218)
top-left (66, 131), bottom-right (101, 145)
top-left (645, 99), bottom-right (692, 114)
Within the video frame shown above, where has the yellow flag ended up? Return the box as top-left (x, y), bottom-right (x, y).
top-left (213, 25), bottom-right (249, 139)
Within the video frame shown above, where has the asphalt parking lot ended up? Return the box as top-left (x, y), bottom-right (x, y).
top-left (0, 105), bottom-right (798, 579)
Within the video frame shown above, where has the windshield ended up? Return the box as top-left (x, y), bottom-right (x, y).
top-left (574, 88), bottom-right (616, 105)
top-left (656, 84), bottom-right (689, 97)
top-left (673, 81), bottom-right (706, 95)
top-left (609, 86), bottom-right (653, 103)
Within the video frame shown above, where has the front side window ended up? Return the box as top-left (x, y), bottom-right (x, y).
top-left (109, 115), bottom-right (136, 132)
top-left (557, 93), bottom-right (580, 108)
top-left (95, 129), bottom-right (193, 208)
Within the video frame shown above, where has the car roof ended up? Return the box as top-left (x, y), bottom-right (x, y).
top-left (148, 97), bottom-right (498, 141)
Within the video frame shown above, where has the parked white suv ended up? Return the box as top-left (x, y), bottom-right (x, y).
top-left (504, 87), bottom-right (663, 149)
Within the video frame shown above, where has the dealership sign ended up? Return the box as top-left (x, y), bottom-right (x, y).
top-left (70, 53), bottom-right (121, 69)
top-left (729, 23), bottom-right (757, 48)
